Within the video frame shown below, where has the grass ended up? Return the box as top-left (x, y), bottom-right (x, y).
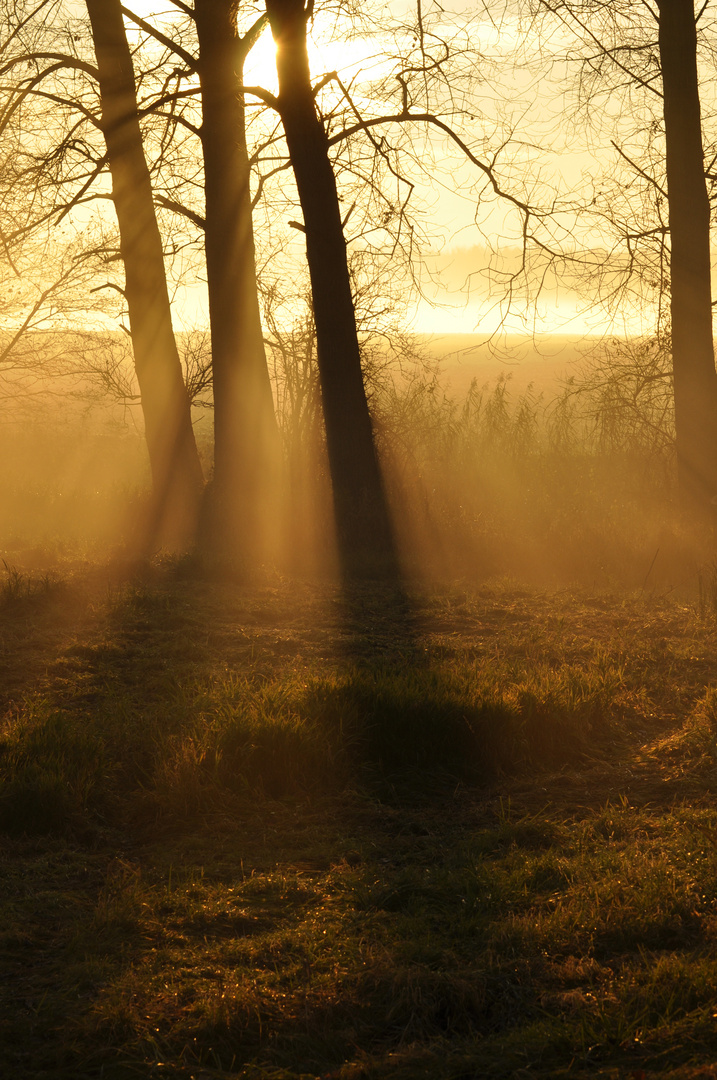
top-left (3, 564), bottom-right (717, 1077)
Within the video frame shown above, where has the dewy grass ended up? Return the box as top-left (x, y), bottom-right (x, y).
top-left (0, 639), bottom-right (636, 834)
top-left (27, 797), bottom-right (717, 1080)
top-left (0, 703), bottom-right (111, 834)
top-left (5, 572), bottom-right (717, 1078)
top-left (0, 560), bottom-right (61, 605)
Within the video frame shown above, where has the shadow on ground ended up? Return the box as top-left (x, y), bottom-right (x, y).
top-left (3, 567), bottom-right (717, 1077)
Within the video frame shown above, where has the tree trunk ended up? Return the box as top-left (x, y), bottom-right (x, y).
top-left (194, 0), bottom-right (280, 563)
top-left (265, 0), bottom-right (399, 580)
top-left (86, 0), bottom-right (204, 548)
top-left (658, 0), bottom-right (717, 512)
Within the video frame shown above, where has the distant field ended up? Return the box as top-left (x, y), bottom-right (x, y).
top-left (422, 333), bottom-right (606, 396)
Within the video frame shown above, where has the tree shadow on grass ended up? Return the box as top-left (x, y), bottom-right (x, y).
top-left (4, 567), bottom-right (717, 1077)
top-left (324, 578), bottom-right (615, 791)
top-left (0, 563), bottom-right (663, 838)
top-left (5, 789), bottom-right (713, 1080)
top-left (335, 579), bottom-right (425, 665)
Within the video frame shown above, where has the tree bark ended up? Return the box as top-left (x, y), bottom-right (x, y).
top-left (86, 0), bottom-right (204, 548)
top-left (194, 0), bottom-right (280, 563)
top-left (658, 0), bottom-right (717, 511)
top-left (264, 0), bottom-right (399, 579)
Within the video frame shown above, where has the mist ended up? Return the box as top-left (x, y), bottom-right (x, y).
top-left (6, 2), bottom-right (717, 1078)
top-left (0, 329), bottom-right (695, 595)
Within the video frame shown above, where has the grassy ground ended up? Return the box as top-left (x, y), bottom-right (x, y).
top-left (3, 561), bottom-right (717, 1078)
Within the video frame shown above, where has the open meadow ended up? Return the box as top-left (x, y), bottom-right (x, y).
top-left (4, 560), bottom-right (717, 1078)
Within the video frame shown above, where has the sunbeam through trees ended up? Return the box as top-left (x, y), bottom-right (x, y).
top-left (7, 3), bottom-right (717, 1078)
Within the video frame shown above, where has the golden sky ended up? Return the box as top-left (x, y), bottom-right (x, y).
top-left (105, 0), bottom-right (676, 338)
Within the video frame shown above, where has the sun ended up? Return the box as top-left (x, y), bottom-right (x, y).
top-left (121, 2), bottom-right (393, 100)
top-left (243, 28), bottom-right (278, 95)
top-left (242, 16), bottom-right (394, 97)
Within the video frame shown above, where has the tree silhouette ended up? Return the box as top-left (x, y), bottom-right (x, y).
top-left (657, 0), bottom-right (717, 510)
top-left (533, 0), bottom-right (717, 516)
top-left (265, 0), bottom-right (400, 580)
top-left (0, 0), bottom-right (205, 546)
top-left (130, 0), bottom-right (281, 561)
top-left (86, 0), bottom-right (204, 545)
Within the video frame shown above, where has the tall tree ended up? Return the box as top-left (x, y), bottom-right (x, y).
top-left (2, 0), bottom-right (282, 561)
top-left (86, 0), bottom-right (204, 545)
top-left (533, 0), bottom-right (717, 514)
top-left (264, 0), bottom-right (399, 579)
top-left (657, 0), bottom-right (717, 509)
top-left (192, 0), bottom-right (280, 561)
